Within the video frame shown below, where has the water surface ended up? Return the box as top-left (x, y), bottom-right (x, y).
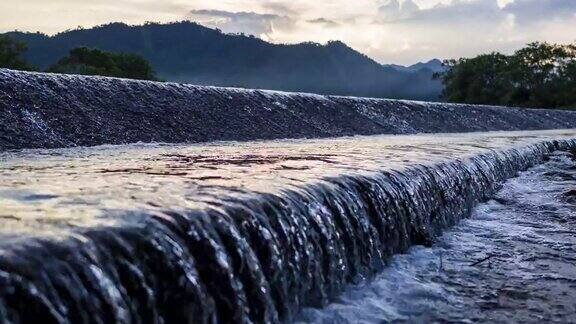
top-left (299, 151), bottom-right (576, 323)
top-left (0, 130), bottom-right (575, 323)
top-left (1, 129), bottom-right (574, 241)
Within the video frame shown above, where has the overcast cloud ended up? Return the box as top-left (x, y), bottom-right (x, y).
top-left (1, 0), bottom-right (575, 64)
top-left (187, 10), bottom-right (294, 40)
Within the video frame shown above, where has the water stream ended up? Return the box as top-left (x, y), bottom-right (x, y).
top-left (299, 151), bottom-right (576, 323)
top-left (3, 69), bottom-right (576, 151)
top-left (0, 131), bottom-right (574, 323)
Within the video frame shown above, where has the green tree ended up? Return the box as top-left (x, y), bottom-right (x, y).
top-left (558, 53), bottom-right (576, 107)
top-left (47, 47), bottom-right (158, 81)
top-left (0, 35), bottom-right (36, 71)
top-left (437, 42), bottom-right (576, 109)
top-left (438, 53), bottom-right (511, 105)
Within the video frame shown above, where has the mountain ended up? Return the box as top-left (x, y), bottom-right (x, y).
top-left (386, 59), bottom-right (445, 74)
top-left (4, 22), bottom-right (442, 100)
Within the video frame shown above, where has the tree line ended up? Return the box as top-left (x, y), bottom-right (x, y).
top-left (436, 42), bottom-right (576, 109)
top-left (0, 35), bottom-right (158, 80)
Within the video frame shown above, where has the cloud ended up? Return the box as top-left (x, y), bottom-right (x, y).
top-left (307, 18), bottom-right (340, 27)
top-left (379, 0), bottom-right (401, 18)
top-left (188, 9), bottom-right (294, 38)
top-left (378, 0), bottom-right (503, 24)
top-left (365, 0), bottom-right (575, 63)
top-left (376, 0), bottom-right (576, 26)
top-left (1, 0), bottom-right (575, 65)
top-left (260, 2), bottom-right (300, 16)
top-left (378, 0), bottom-right (422, 21)
top-left (503, 0), bottom-right (576, 24)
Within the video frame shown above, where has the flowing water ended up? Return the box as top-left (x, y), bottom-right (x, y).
top-left (2, 69), bottom-right (576, 151)
top-left (0, 130), bottom-right (575, 323)
top-left (298, 151), bottom-right (576, 323)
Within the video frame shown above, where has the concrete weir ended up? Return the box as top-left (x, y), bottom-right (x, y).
top-left (1, 69), bottom-right (576, 322)
top-left (0, 130), bottom-right (575, 323)
top-left (1, 68), bottom-right (576, 151)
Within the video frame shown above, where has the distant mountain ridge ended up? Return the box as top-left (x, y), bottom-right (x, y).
top-left (385, 59), bottom-right (445, 74)
top-left (4, 22), bottom-right (442, 100)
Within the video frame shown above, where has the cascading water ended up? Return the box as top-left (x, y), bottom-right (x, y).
top-left (0, 131), bottom-right (575, 323)
top-left (2, 68), bottom-right (576, 151)
top-left (299, 151), bottom-right (576, 323)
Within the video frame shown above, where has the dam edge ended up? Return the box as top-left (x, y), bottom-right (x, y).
top-left (0, 136), bottom-right (575, 322)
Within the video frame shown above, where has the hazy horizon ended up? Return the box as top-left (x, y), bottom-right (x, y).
top-left (2, 0), bottom-right (575, 65)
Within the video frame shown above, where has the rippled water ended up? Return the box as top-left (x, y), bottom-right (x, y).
top-left (3, 69), bottom-right (576, 323)
top-left (299, 151), bottom-right (576, 323)
top-left (0, 130), bottom-right (574, 323)
top-left (3, 69), bottom-right (576, 151)
top-left (0, 130), bottom-right (574, 240)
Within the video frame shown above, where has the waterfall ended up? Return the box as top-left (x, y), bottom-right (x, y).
top-left (1, 138), bottom-right (574, 323)
top-left (2, 68), bottom-right (576, 151)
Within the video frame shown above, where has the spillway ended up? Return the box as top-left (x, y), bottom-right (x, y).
top-left (1, 130), bottom-right (575, 323)
top-left (299, 151), bottom-right (576, 323)
top-left (2, 68), bottom-right (576, 151)
top-left (2, 69), bottom-right (576, 323)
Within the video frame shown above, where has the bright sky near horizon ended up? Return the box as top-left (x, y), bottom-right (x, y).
top-left (1, 0), bottom-right (575, 65)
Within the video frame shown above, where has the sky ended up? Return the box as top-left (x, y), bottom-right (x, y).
top-left (1, 0), bottom-right (575, 65)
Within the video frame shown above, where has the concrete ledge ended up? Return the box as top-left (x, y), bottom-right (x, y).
top-left (0, 131), bottom-right (574, 322)
top-left (2, 68), bottom-right (576, 150)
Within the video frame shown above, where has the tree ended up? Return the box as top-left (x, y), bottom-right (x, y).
top-left (47, 47), bottom-right (158, 81)
top-left (437, 53), bottom-right (511, 105)
top-left (436, 42), bottom-right (576, 109)
top-left (0, 35), bottom-right (35, 71)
